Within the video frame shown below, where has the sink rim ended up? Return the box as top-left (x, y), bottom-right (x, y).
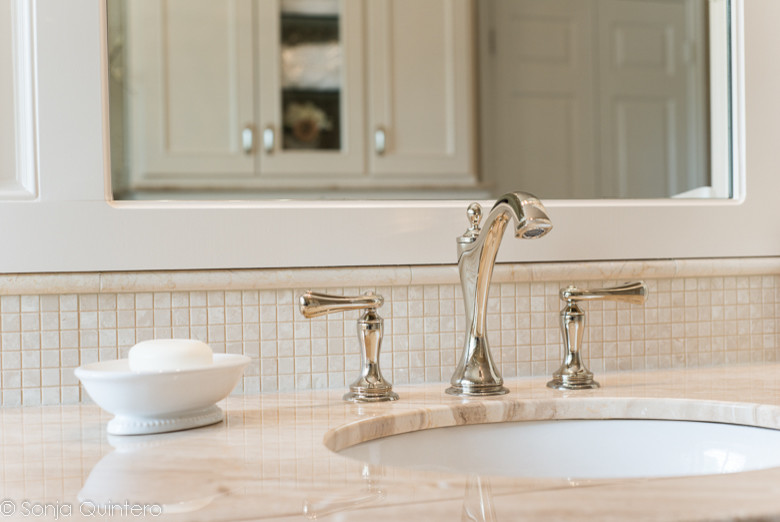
top-left (324, 396), bottom-right (780, 458)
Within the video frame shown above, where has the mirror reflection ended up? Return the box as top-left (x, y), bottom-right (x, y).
top-left (106, 0), bottom-right (731, 200)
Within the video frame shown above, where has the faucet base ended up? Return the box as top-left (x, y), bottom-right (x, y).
top-left (344, 368), bottom-right (400, 403)
top-left (546, 377), bottom-right (600, 391)
top-left (343, 390), bottom-right (400, 402)
top-left (445, 384), bottom-right (509, 397)
top-left (447, 334), bottom-right (508, 397)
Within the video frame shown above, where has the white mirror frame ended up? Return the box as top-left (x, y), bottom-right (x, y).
top-left (2, 0), bottom-right (778, 274)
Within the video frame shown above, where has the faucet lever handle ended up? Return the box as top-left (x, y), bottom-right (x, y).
top-left (298, 290), bottom-right (398, 403)
top-left (560, 281), bottom-right (648, 305)
top-left (548, 281), bottom-right (649, 391)
top-left (299, 291), bottom-right (383, 318)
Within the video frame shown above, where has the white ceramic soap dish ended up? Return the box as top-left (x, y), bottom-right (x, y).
top-left (75, 354), bottom-right (250, 435)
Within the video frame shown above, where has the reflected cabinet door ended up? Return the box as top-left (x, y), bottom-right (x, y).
top-left (257, 0), bottom-right (365, 177)
top-left (367, 0), bottom-right (476, 181)
top-left (125, 0), bottom-right (256, 185)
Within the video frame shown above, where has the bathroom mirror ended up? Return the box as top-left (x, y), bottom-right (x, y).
top-left (105, 0), bottom-right (732, 201)
top-left (3, 0), bottom-right (768, 274)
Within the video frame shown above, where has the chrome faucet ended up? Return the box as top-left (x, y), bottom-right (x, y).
top-left (446, 192), bottom-right (553, 397)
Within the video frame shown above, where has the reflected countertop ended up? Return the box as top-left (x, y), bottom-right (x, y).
top-left (4, 364), bottom-right (780, 521)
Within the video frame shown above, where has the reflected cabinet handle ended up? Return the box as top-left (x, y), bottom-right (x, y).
top-left (263, 125), bottom-right (275, 154)
top-left (374, 126), bottom-right (386, 156)
top-left (241, 125), bottom-right (254, 155)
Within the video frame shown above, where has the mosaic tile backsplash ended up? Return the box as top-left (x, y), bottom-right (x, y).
top-left (0, 262), bottom-right (778, 406)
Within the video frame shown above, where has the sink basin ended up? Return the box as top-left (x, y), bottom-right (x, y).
top-left (338, 419), bottom-right (780, 479)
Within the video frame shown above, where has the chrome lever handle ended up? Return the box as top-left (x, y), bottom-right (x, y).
top-left (298, 291), bottom-right (398, 403)
top-left (560, 281), bottom-right (648, 305)
top-left (299, 291), bottom-right (383, 318)
top-left (548, 281), bottom-right (649, 391)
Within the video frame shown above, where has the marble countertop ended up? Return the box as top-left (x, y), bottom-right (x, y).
top-left (4, 364), bottom-right (780, 521)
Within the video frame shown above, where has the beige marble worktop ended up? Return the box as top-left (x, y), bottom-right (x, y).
top-left (4, 364), bottom-right (780, 521)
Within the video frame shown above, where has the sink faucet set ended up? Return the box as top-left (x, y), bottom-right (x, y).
top-left (299, 192), bottom-right (648, 402)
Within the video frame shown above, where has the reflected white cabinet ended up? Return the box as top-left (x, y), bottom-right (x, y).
top-left (120, 0), bottom-right (476, 195)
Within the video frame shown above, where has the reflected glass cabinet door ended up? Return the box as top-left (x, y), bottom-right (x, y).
top-left (279, 1), bottom-right (341, 151)
top-left (258, 0), bottom-right (365, 177)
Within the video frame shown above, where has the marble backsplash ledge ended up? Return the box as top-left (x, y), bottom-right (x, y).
top-left (0, 257), bottom-right (779, 295)
top-left (0, 257), bottom-right (777, 407)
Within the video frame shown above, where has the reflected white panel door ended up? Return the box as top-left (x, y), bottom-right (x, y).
top-left (0, 0), bottom-right (16, 187)
top-left (489, 0), bottom-right (597, 199)
top-left (367, 0), bottom-right (476, 180)
top-left (0, 0), bottom-right (35, 198)
top-left (598, 0), bottom-right (707, 198)
top-left (126, 0), bottom-right (255, 184)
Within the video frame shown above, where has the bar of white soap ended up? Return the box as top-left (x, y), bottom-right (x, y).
top-left (128, 339), bottom-right (213, 372)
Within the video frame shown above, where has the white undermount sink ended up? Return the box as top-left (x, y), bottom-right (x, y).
top-left (338, 419), bottom-right (780, 479)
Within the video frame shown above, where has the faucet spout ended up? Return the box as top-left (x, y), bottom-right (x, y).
top-left (446, 192), bottom-right (552, 397)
